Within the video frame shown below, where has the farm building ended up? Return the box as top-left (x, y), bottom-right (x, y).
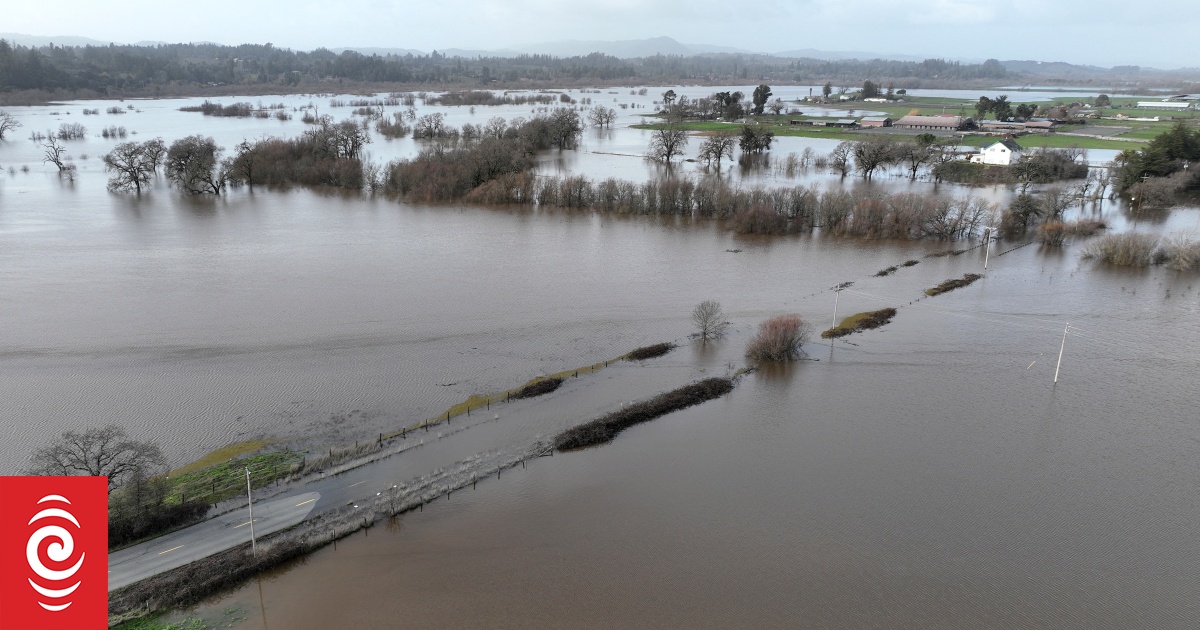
top-left (860, 116), bottom-right (893, 127)
top-left (970, 139), bottom-right (1024, 166)
top-left (789, 119), bottom-right (856, 127)
top-left (1024, 119), bottom-right (1058, 131)
top-left (1137, 101), bottom-right (1193, 110)
top-left (979, 120), bottom-right (1026, 133)
top-left (894, 115), bottom-right (972, 131)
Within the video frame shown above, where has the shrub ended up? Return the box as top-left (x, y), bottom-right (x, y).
top-left (109, 498), bottom-right (210, 549)
top-left (1162, 234), bottom-right (1200, 271)
top-left (732, 203), bottom-right (787, 234)
top-left (1039, 221), bottom-right (1069, 246)
top-left (745, 314), bottom-right (812, 361)
top-left (1082, 233), bottom-right (1160, 267)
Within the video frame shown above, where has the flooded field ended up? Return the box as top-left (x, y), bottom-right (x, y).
top-left (3, 87), bottom-right (1200, 627)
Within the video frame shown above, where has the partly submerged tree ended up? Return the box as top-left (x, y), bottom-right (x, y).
top-left (692, 300), bottom-right (729, 341)
top-left (698, 133), bottom-right (736, 170)
top-left (166, 134), bottom-right (226, 195)
top-left (42, 136), bottom-right (67, 170)
top-left (648, 126), bottom-right (688, 164)
top-left (852, 136), bottom-right (899, 179)
top-left (588, 105), bottom-right (617, 129)
top-left (103, 140), bottom-right (159, 193)
top-left (739, 125), bottom-right (774, 155)
top-left (0, 110), bottom-right (20, 140)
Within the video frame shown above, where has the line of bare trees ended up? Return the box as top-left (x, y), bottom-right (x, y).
top-left (462, 171), bottom-right (998, 240)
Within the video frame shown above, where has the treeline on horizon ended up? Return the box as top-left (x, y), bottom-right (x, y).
top-left (0, 38), bottom-right (1018, 96)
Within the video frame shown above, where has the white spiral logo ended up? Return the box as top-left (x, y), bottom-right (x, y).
top-left (26, 494), bottom-right (85, 612)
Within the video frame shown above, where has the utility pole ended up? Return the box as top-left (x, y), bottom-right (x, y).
top-left (246, 468), bottom-right (257, 554)
top-left (983, 226), bottom-right (994, 269)
top-left (1054, 323), bottom-right (1069, 384)
top-left (830, 284), bottom-right (842, 351)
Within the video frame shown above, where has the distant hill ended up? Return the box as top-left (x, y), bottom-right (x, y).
top-left (518, 36), bottom-right (691, 58)
top-left (329, 46), bottom-right (429, 58)
top-left (3, 31), bottom-right (1194, 79)
top-left (1, 32), bottom-right (114, 47)
top-left (774, 47), bottom-right (927, 62)
top-left (336, 37), bottom-right (747, 60)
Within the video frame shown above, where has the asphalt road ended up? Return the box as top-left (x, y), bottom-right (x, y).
top-left (108, 491), bottom-right (320, 591)
top-left (106, 356), bottom-right (710, 592)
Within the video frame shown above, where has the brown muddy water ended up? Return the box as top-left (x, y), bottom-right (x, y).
top-left (189, 246), bottom-right (1200, 628)
top-left (2, 92), bottom-right (1200, 627)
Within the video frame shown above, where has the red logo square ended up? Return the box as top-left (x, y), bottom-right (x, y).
top-left (0, 476), bottom-right (108, 630)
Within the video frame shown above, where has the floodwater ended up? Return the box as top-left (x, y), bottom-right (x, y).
top-left (3, 88), bottom-right (1200, 627)
top-left (185, 217), bottom-right (1200, 628)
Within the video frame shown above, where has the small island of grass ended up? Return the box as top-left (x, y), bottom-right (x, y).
top-left (821, 308), bottom-right (898, 338)
top-left (925, 273), bottom-right (984, 296)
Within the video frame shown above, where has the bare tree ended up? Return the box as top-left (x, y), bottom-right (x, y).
top-left (693, 300), bottom-right (729, 340)
top-left (0, 110), bottom-right (20, 140)
top-left (228, 138), bottom-right (268, 190)
top-left (548, 108), bottom-right (583, 149)
top-left (897, 139), bottom-right (936, 180)
top-left (103, 141), bottom-right (156, 193)
top-left (830, 142), bottom-right (853, 178)
top-left (1038, 186), bottom-right (1075, 222)
top-left (43, 136), bottom-right (68, 171)
top-left (587, 106), bottom-right (617, 129)
top-left (27, 424), bottom-right (165, 493)
top-left (141, 137), bottom-right (168, 170)
top-left (56, 122), bottom-right (88, 140)
top-left (484, 116), bottom-right (509, 138)
top-left (852, 136), bottom-right (899, 179)
top-left (698, 133), bottom-right (737, 170)
top-left (166, 135), bottom-right (226, 195)
top-left (661, 89), bottom-right (677, 109)
top-left (648, 126), bottom-right (688, 164)
top-left (768, 98), bottom-right (786, 116)
top-left (413, 112), bottom-right (448, 139)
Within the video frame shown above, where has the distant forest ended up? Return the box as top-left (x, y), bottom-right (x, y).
top-left (0, 39), bottom-right (1015, 99)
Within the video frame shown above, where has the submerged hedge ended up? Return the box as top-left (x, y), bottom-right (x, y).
top-left (625, 342), bottom-right (675, 361)
top-left (554, 377), bottom-right (734, 450)
top-left (510, 377), bottom-right (564, 400)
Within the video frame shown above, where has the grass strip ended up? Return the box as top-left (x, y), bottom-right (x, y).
top-left (383, 342), bottom-right (678, 440)
top-left (821, 308), bottom-right (898, 339)
top-left (554, 377), bottom-right (734, 451)
top-left (925, 273), bottom-right (984, 296)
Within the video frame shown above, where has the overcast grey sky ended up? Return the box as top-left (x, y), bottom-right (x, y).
top-left (5, 0), bottom-right (1196, 69)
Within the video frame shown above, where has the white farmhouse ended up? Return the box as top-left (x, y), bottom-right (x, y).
top-left (971, 139), bottom-right (1024, 166)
